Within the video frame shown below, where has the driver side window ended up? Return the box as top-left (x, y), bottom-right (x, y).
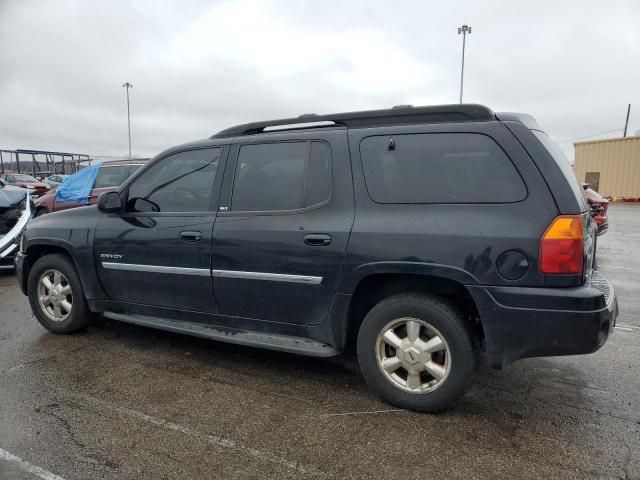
top-left (126, 148), bottom-right (221, 213)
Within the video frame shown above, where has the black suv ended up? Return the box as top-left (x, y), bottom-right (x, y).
top-left (14, 105), bottom-right (618, 411)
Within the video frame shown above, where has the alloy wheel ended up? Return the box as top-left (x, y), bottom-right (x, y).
top-left (37, 269), bottom-right (73, 322)
top-left (375, 317), bottom-right (451, 393)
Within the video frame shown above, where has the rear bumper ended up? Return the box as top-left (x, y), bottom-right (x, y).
top-left (468, 271), bottom-right (618, 369)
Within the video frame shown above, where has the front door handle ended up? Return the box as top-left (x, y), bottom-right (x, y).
top-left (304, 233), bottom-right (332, 246)
top-left (179, 230), bottom-right (202, 242)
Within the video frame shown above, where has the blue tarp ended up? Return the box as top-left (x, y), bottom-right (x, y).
top-left (55, 163), bottom-right (102, 203)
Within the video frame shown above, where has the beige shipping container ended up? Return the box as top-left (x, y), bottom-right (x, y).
top-left (574, 135), bottom-right (640, 198)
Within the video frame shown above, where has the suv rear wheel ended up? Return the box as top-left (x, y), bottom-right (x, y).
top-left (357, 293), bottom-right (476, 412)
top-left (27, 253), bottom-right (95, 334)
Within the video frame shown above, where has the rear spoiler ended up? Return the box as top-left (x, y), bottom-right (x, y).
top-left (496, 112), bottom-right (543, 131)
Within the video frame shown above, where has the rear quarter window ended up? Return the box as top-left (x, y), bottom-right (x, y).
top-left (532, 130), bottom-right (587, 211)
top-left (360, 133), bottom-right (527, 204)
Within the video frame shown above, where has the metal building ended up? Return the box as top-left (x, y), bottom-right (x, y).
top-left (574, 135), bottom-right (640, 198)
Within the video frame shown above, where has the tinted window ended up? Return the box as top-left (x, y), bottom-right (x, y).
top-left (94, 165), bottom-right (131, 188)
top-left (128, 164), bottom-right (144, 176)
top-left (306, 141), bottom-right (332, 206)
top-left (232, 142), bottom-right (307, 211)
top-left (127, 148), bottom-right (220, 213)
top-left (532, 130), bottom-right (587, 210)
top-left (360, 133), bottom-right (526, 203)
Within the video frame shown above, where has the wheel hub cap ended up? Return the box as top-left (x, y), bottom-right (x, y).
top-left (37, 269), bottom-right (73, 322)
top-left (375, 317), bottom-right (452, 393)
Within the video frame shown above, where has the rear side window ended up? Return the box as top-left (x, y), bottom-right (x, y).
top-left (360, 133), bottom-right (527, 204)
top-left (128, 164), bottom-right (144, 177)
top-left (231, 141), bottom-right (332, 212)
top-left (94, 165), bottom-right (131, 188)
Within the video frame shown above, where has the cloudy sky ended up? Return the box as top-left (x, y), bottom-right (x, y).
top-left (1, 0), bottom-right (639, 161)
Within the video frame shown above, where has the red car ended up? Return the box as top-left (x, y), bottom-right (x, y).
top-left (583, 183), bottom-right (609, 235)
top-left (34, 160), bottom-right (146, 215)
top-left (0, 173), bottom-right (50, 196)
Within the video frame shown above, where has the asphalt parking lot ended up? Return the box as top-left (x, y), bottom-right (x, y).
top-left (1, 204), bottom-right (639, 480)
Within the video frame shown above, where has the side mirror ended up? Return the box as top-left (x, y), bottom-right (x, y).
top-left (97, 191), bottom-right (123, 213)
top-left (130, 197), bottom-right (160, 213)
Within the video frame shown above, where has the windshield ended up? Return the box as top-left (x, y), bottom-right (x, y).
top-left (10, 174), bottom-right (38, 182)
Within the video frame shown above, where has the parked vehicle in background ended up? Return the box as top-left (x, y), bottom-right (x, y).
top-left (583, 183), bottom-right (609, 235)
top-left (0, 178), bottom-right (31, 268)
top-left (0, 173), bottom-right (50, 196)
top-left (34, 160), bottom-right (146, 215)
top-left (43, 174), bottom-right (69, 188)
top-left (15, 104), bottom-right (618, 412)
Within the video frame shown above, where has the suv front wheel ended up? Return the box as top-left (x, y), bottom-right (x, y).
top-left (27, 253), bottom-right (95, 334)
top-left (357, 293), bottom-right (476, 412)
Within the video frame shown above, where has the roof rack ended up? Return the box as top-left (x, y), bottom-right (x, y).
top-left (211, 104), bottom-right (495, 138)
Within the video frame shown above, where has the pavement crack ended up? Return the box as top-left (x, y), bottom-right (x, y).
top-left (34, 403), bottom-right (86, 451)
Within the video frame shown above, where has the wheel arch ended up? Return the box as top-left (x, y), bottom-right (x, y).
top-left (343, 269), bottom-right (484, 352)
top-left (22, 239), bottom-right (105, 306)
top-left (22, 240), bottom-right (78, 294)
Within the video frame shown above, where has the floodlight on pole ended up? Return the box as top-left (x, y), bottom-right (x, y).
top-left (122, 82), bottom-right (133, 159)
top-left (457, 25), bottom-right (472, 104)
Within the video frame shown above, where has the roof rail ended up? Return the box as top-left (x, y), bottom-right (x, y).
top-left (263, 121), bottom-right (336, 132)
top-left (211, 104), bottom-right (495, 138)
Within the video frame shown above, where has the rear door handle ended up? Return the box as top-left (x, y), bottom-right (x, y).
top-left (179, 230), bottom-right (202, 242)
top-left (304, 233), bottom-right (332, 246)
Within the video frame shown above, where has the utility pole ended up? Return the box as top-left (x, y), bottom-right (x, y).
top-left (457, 24), bottom-right (472, 104)
top-left (122, 82), bottom-right (133, 159)
top-left (623, 104), bottom-right (631, 137)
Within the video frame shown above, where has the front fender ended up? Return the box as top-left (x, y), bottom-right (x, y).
top-left (22, 212), bottom-right (106, 303)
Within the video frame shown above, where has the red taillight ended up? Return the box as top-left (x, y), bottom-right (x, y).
top-left (539, 215), bottom-right (584, 274)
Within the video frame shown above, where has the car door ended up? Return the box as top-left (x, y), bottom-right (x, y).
top-left (211, 129), bottom-right (354, 326)
top-left (94, 146), bottom-right (227, 314)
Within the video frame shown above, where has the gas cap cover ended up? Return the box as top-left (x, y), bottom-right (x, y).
top-left (496, 250), bottom-right (529, 280)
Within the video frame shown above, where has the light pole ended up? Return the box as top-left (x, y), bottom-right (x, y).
top-left (122, 82), bottom-right (133, 159)
top-left (457, 24), bottom-right (472, 104)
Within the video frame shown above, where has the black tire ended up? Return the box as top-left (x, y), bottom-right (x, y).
top-left (27, 253), bottom-right (95, 334)
top-left (357, 293), bottom-right (476, 412)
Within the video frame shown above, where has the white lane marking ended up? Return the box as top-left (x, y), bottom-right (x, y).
top-left (320, 409), bottom-right (407, 417)
top-left (617, 323), bottom-right (640, 330)
top-left (615, 327), bottom-right (633, 332)
top-left (70, 393), bottom-right (330, 479)
top-left (599, 265), bottom-right (636, 271)
top-left (0, 448), bottom-right (66, 480)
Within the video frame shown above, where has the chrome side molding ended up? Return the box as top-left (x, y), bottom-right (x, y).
top-left (100, 262), bottom-right (323, 285)
top-left (101, 262), bottom-right (210, 276)
top-left (212, 269), bottom-right (322, 285)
